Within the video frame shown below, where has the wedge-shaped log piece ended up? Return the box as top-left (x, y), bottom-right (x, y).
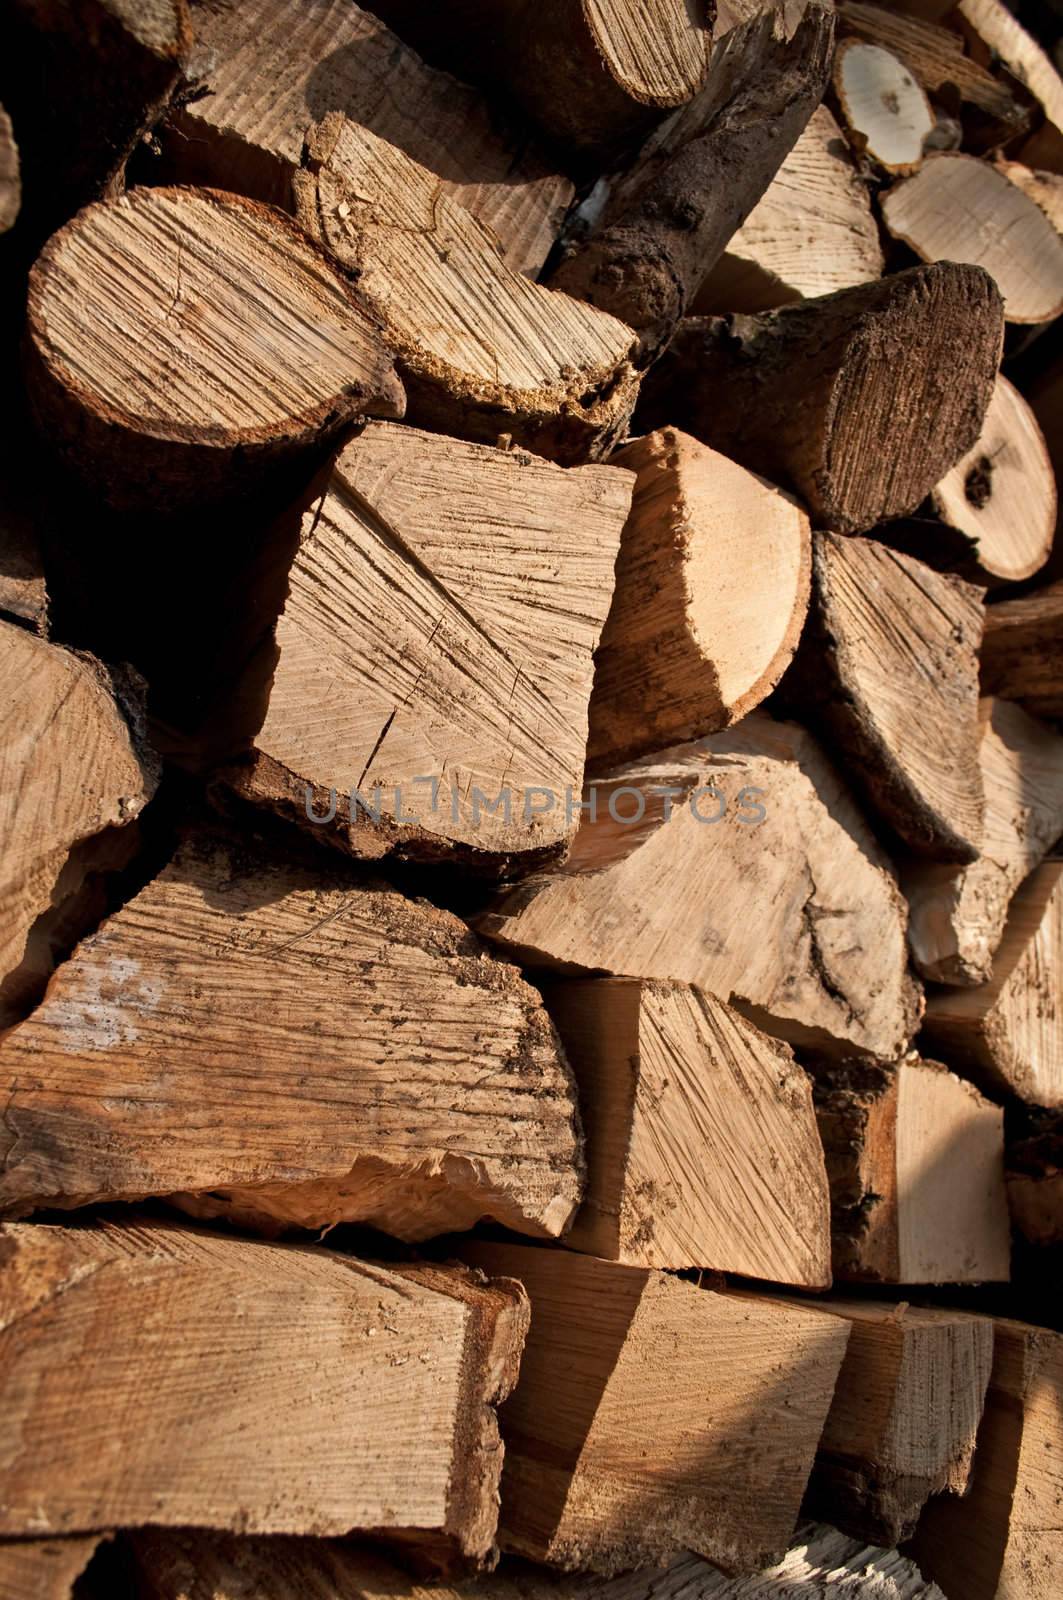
top-left (833, 40), bottom-right (934, 173)
top-left (0, 1537), bottom-right (103, 1600)
top-left (0, 621), bottom-right (156, 1028)
top-left (785, 534), bottom-right (985, 862)
top-left (910, 1318), bottom-right (1063, 1600)
top-left (981, 580), bottom-right (1063, 719)
top-left (923, 860), bottom-right (1063, 1107)
top-left (0, 105), bottom-right (19, 233)
top-left (0, 835), bottom-right (582, 1239)
top-left (295, 118), bottom-right (639, 465)
top-left (25, 186), bottom-right (404, 510)
top-left (636, 265), bottom-right (1004, 535)
top-left (586, 428), bottom-right (810, 768)
top-left (459, 1242), bottom-right (850, 1574)
top-left (904, 699), bottom-right (1063, 985)
top-left (1006, 1115), bottom-right (1063, 1247)
top-left (545, 977), bottom-right (830, 1284)
top-left (956, 0), bottom-right (1063, 170)
top-left (0, 1219), bottom-right (527, 1560)
top-left (164, 0), bottom-right (571, 276)
top-left (882, 156), bottom-right (1063, 325)
top-left (479, 713), bottom-right (922, 1058)
top-left (813, 1055), bottom-right (1010, 1283)
top-left (230, 421), bottom-right (630, 866)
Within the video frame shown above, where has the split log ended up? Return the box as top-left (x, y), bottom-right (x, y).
top-left (548, 1), bottom-right (836, 357)
top-left (0, 106), bottom-right (18, 233)
top-left (459, 1241), bottom-right (851, 1574)
top-left (0, 482), bottom-right (47, 632)
top-left (998, 158), bottom-right (1063, 235)
top-left (165, 0), bottom-right (572, 277)
top-left (0, 1218), bottom-right (527, 1563)
top-left (0, 833), bottom-right (582, 1240)
top-left (832, 40), bottom-right (934, 173)
top-left (1006, 1116), bottom-right (1063, 1246)
top-left (691, 105), bottom-right (885, 313)
top-left (881, 155), bottom-right (1063, 325)
top-left (25, 186), bottom-right (404, 511)
top-left (544, 976), bottom-right (831, 1284)
top-left (478, 711), bottom-right (923, 1060)
top-left (783, 534), bottom-right (985, 862)
top-left (228, 421), bottom-right (630, 867)
top-left (0, 622), bottom-right (156, 1028)
top-left (813, 1055), bottom-right (1010, 1283)
top-left (586, 427), bottom-right (811, 769)
top-left (295, 118), bottom-right (639, 465)
top-left (922, 859), bottom-right (1063, 1107)
top-left (636, 264), bottom-right (1004, 535)
top-left (981, 580), bottom-right (1063, 719)
top-left (910, 1318), bottom-right (1063, 1600)
top-left (0, 1537), bottom-right (103, 1600)
top-left (955, 0), bottom-right (1063, 172)
top-left (904, 699), bottom-right (1063, 985)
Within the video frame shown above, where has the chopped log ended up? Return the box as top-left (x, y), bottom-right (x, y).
top-left (833, 40), bottom-right (934, 173)
top-left (981, 580), bottom-right (1063, 719)
top-left (459, 1241), bottom-right (851, 1574)
top-left (0, 1218), bottom-right (527, 1562)
top-left (904, 699), bottom-right (1063, 985)
top-left (0, 1537), bottom-right (103, 1600)
top-left (544, 976), bottom-right (831, 1284)
top-left (0, 106), bottom-right (18, 233)
top-left (813, 1055), bottom-right (1010, 1284)
top-left (478, 711), bottom-right (923, 1059)
top-left (881, 155), bottom-right (1063, 325)
top-left (922, 859), bottom-right (1063, 1107)
top-left (1007, 1115), bottom-right (1063, 1247)
top-left (586, 427), bottom-right (811, 769)
top-left (0, 832), bottom-right (582, 1239)
top-left (164, 0), bottom-right (572, 278)
top-left (635, 264), bottom-right (1005, 535)
top-left (227, 420), bottom-right (630, 867)
top-left (294, 118), bottom-right (639, 465)
top-left (25, 186), bottom-right (404, 511)
top-left (909, 1317), bottom-right (1063, 1600)
top-left (0, 484), bottom-right (47, 632)
top-left (955, 0), bottom-right (1063, 171)
top-left (692, 104), bottom-right (885, 313)
top-left (548, 1), bottom-right (835, 357)
top-left (998, 157), bottom-right (1063, 236)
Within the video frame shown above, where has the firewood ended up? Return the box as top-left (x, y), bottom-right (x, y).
top-left (0, 1218), bottom-right (528, 1562)
top-left (813, 1055), bottom-right (1010, 1283)
top-left (294, 119), bottom-right (639, 465)
top-left (904, 699), bottom-right (1063, 985)
top-left (0, 833), bottom-right (582, 1239)
top-left (692, 105), bottom-right (885, 313)
top-left (25, 186), bottom-right (404, 511)
top-left (998, 157), bottom-right (1063, 234)
top-left (0, 106), bottom-right (18, 234)
top-left (0, 1537), bottom-right (104, 1600)
top-left (586, 428), bottom-right (811, 768)
top-left (164, 0), bottom-right (572, 277)
top-left (955, 0), bottom-right (1063, 171)
top-left (881, 155), bottom-right (1063, 325)
top-left (0, 485), bottom-right (46, 632)
top-left (458, 1241), bottom-right (850, 1574)
top-left (783, 534), bottom-right (985, 862)
top-left (1007, 1115), bottom-right (1063, 1247)
top-left (544, 976), bottom-right (831, 1284)
top-left (478, 711), bottom-right (922, 1059)
top-left (548, 1), bottom-right (835, 357)
top-left (909, 1317), bottom-right (1063, 1600)
top-left (636, 264), bottom-right (1005, 535)
top-left (226, 421), bottom-right (630, 867)
top-left (981, 580), bottom-right (1063, 719)
top-left (832, 40), bottom-right (934, 173)
top-left (922, 859), bottom-right (1063, 1107)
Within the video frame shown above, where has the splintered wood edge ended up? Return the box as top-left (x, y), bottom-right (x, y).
top-left (834, 38), bottom-right (934, 174)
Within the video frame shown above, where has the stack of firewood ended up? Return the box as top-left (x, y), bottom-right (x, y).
top-left (2, 0), bottom-right (1063, 1596)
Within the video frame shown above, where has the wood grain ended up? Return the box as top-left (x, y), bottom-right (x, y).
top-left (982, 580), bottom-right (1063, 719)
top-left (0, 1537), bottom-right (102, 1600)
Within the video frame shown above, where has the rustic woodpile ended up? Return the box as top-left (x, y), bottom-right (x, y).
top-left (4, 0), bottom-right (1063, 1597)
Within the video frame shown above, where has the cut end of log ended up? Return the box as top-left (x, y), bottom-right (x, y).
top-left (834, 39), bottom-right (934, 173)
top-left (583, 0), bottom-right (715, 108)
top-left (982, 580), bottom-right (1063, 720)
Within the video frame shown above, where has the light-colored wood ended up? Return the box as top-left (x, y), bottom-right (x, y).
top-left (295, 118), bottom-right (639, 465)
top-left (814, 1055), bottom-right (1010, 1284)
top-left (586, 428), bottom-right (810, 767)
top-left (459, 1242), bottom-right (851, 1575)
top-left (0, 834), bottom-right (582, 1239)
top-left (910, 1318), bottom-right (1063, 1600)
top-left (834, 40), bottom-right (934, 173)
top-left (230, 421), bottom-right (630, 865)
top-left (0, 106), bottom-right (18, 233)
top-left (0, 1537), bottom-right (103, 1600)
top-left (923, 859), bottom-right (1063, 1107)
top-left (956, 0), bottom-right (1063, 171)
top-left (0, 1217), bottom-right (528, 1562)
top-left (478, 711), bottom-right (922, 1059)
top-left (692, 104), bottom-right (885, 313)
top-left (998, 158), bottom-right (1063, 235)
top-left (582, 0), bottom-right (714, 105)
top-left (25, 185), bottom-right (404, 510)
top-left (904, 699), bottom-right (1063, 985)
top-left (881, 154), bottom-right (1063, 325)
top-left (165, 0), bottom-right (572, 276)
top-left (982, 579), bottom-right (1063, 719)
top-left (1007, 1119), bottom-right (1063, 1246)
top-left (0, 622), bottom-right (156, 1028)
top-left (546, 977), bottom-right (831, 1284)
